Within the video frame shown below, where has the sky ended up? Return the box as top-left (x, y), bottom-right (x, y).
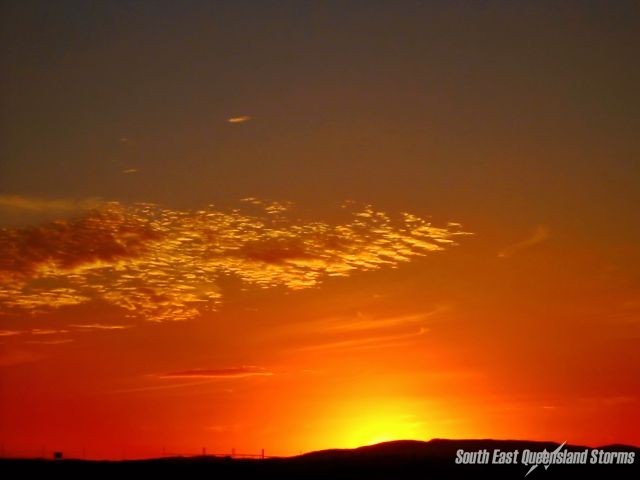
top-left (0, 0), bottom-right (639, 459)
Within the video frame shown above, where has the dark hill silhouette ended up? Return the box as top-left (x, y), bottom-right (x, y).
top-left (299, 439), bottom-right (571, 459)
top-left (2, 439), bottom-right (638, 479)
top-left (299, 438), bottom-right (638, 459)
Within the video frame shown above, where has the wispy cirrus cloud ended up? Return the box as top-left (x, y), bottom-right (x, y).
top-left (0, 200), bottom-right (471, 322)
top-left (25, 338), bottom-right (74, 345)
top-left (274, 310), bottom-right (442, 354)
top-left (498, 226), bottom-right (550, 258)
top-left (109, 378), bottom-right (230, 394)
top-left (0, 328), bottom-right (77, 339)
top-left (295, 327), bottom-right (429, 353)
top-left (159, 366), bottom-right (273, 379)
top-left (313, 309), bottom-right (448, 334)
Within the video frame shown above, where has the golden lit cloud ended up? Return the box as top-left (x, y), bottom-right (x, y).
top-left (0, 330), bottom-right (21, 337)
top-left (159, 366), bottom-right (273, 379)
top-left (30, 329), bottom-right (69, 335)
top-left (0, 201), bottom-right (471, 322)
top-left (71, 323), bottom-right (132, 330)
top-left (227, 115), bottom-right (252, 123)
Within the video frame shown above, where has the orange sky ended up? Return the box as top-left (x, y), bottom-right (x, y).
top-left (0, 199), bottom-right (637, 458)
top-left (1, 0), bottom-right (639, 459)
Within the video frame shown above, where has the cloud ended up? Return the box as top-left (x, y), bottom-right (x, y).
top-left (0, 201), bottom-right (470, 322)
top-left (0, 349), bottom-right (44, 367)
top-left (0, 202), bottom-right (161, 286)
top-left (227, 115), bottom-right (251, 124)
top-left (24, 339), bottom-right (74, 345)
top-left (274, 308), bottom-right (446, 348)
top-left (159, 366), bottom-right (273, 379)
top-left (0, 195), bottom-right (101, 213)
top-left (240, 197), bottom-right (291, 214)
top-left (295, 328), bottom-right (429, 352)
top-left (110, 378), bottom-right (229, 394)
top-left (315, 309), bottom-right (447, 334)
top-left (275, 309), bottom-right (445, 354)
top-left (498, 226), bottom-right (550, 258)
top-left (0, 330), bottom-right (21, 337)
top-left (122, 168), bottom-right (139, 174)
top-left (71, 323), bottom-right (131, 330)
top-left (30, 329), bottom-right (68, 335)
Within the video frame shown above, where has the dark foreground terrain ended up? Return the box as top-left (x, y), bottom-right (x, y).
top-left (1, 439), bottom-right (638, 479)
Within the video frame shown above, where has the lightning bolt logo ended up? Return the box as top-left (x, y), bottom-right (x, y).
top-left (524, 441), bottom-right (567, 477)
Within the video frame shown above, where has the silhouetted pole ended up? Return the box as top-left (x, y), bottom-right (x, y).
top-left (261, 448), bottom-right (264, 459)
top-left (202, 447), bottom-right (206, 456)
top-left (232, 447), bottom-right (235, 457)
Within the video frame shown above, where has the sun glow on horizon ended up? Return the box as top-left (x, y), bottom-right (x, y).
top-left (326, 399), bottom-right (436, 449)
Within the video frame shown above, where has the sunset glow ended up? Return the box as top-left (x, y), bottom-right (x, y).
top-left (1, 0), bottom-right (639, 461)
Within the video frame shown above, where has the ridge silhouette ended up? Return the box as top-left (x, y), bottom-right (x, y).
top-left (2, 439), bottom-right (638, 479)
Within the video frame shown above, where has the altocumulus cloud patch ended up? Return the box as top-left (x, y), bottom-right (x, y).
top-left (0, 200), bottom-right (471, 322)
